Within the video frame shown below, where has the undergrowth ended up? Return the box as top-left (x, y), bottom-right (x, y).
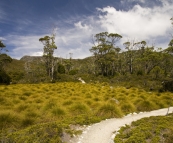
top-left (114, 113), bottom-right (173, 143)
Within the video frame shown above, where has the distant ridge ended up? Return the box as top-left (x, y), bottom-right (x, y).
top-left (20, 55), bottom-right (93, 62)
top-left (20, 55), bottom-right (44, 62)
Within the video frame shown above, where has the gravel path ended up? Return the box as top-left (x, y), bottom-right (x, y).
top-left (72, 107), bottom-right (173, 143)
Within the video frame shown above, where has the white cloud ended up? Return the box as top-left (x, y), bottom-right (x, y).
top-left (74, 21), bottom-right (92, 31)
top-left (97, 4), bottom-right (172, 38)
top-left (0, 37), bottom-right (6, 40)
top-left (7, 35), bottom-right (43, 59)
top-left (6, 23), bottom-right (94, 59)
top-left (96, 1), bottom-right (173, 49)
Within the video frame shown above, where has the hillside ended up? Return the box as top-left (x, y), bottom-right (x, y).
top-left (3, 52), bottom-right (173, 92)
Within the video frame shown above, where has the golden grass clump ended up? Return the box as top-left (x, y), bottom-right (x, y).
top-left (51, 106), bottom-right (66, 117)
top-left (136, 100), bottom-right (158, 111)
top-left (96, 103), bottom-right (123, 118)
top-left (0, 110), bottom-right (20, 129)
top-left (120, 102), bottom-right (136, 114)
top-left (69, 103), bottom-right (91, 116)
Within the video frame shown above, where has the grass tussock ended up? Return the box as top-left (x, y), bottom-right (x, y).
top-left (97, 104), bottom-right (122, 118)
top-left (0, 111), bottom-right (20, 129)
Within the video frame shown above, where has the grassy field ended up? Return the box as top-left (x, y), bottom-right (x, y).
top-left (0, 82), bottom-right (173, 142)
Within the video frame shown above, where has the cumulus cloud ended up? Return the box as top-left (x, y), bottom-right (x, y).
top-left (97, 5), bottom-right (172, 38)
top-left (96, 1), bottom-right (173, 49)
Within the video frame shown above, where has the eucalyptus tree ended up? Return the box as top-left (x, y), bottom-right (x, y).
top-left (123, 41), bottom-right (137, 74)
top-left (39, 32), bottom-right (57, 80)
top-left (90, 32), bottom-right (122, 76)
top-left (123, 40), bottom-right (148, 75)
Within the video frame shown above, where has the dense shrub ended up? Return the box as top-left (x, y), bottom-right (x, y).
top-left (114, 114), bottom-right (173, 143)
top-left (162, 80), bottom-right (173, 92)
top-left (0, 69), bottom-right (11, 84)
top-left (69, 69), bottom-right (78, 75)
top-left (57, 63), bottom-right (65, 74)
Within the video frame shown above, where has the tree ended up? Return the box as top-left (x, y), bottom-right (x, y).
top-left (0, 41), bottom-right (12, 68)
top-left (0, 40), bottom-right (6, 54)
top-left (0, 53), bottom-right (12, 68)
top-left (90, 32), bottom-right (122, 76)
top-left (0, 40), bottom-right (12, 84)
top-left (39, 31), bottom-right (57, 80)
top-left (123, 40), bottom-right (139, 74)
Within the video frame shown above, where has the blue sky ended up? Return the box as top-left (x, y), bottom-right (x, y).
top-left (0, 0), bottom-right (173, 59)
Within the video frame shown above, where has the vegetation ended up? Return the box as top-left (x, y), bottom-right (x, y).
top-left (0, 40), bottom-right (12, 84)
top-left (39, 30), bottom-right (57, 81)
top-left (0, 82), bottom-right (173, 142)
top-left (114, 113), bottom-right (173, 143)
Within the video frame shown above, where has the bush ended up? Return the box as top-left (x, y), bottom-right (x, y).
top-left (0, 69), bottom-right (11, 84)
top-left (5, 122), bottom-right (63, 143)
top-left (69, 69), bottom-right (78, 75)
top-left (162, 80), bottom-right (173, 92)
top-left (57, 63), bottom-right (65, 74)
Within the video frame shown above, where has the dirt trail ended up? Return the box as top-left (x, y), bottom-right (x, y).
top-left (70, 107), bottom-right (173, 143)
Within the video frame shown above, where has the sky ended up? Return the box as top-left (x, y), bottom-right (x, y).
top-left (0, 0), bottom-right (173, 59)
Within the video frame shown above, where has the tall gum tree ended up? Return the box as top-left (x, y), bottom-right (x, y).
top-left (39, 32), bottom-right (57, 80)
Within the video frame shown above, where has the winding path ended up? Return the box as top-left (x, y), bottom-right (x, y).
top-left (72, 107), bottom-right (173, 143)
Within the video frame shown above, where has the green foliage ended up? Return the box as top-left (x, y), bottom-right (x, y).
top-left (0, 41), bottom-right (5, 48)
top-left (0, 54), bottom-right (12, 67)
top-left (114, 114), bottom-right (173, 143)
top-left (90, 32), bottom-right (122, 76)
top-left (57, 63), bottom-right (65, 74)
top-left (69, 69), bottom-right (78, 75)
top-left (39, 32), bottom-right (57, 80)
top-left (3, 122), bottom-right (63, 143)
top-left (0, 51), bottom-right (12, 84)
top-left (0, 69), bottom-right (11, 84)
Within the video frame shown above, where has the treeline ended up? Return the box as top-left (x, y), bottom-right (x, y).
top-left (0, 18), bottom-right (173, 87)
top-left (89, 32), bottom-right (173, 80)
